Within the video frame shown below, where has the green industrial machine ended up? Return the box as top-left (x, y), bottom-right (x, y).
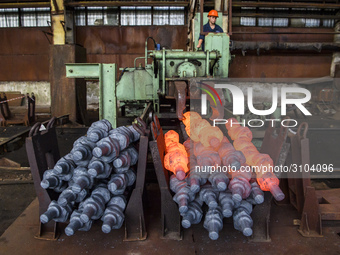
top-left (66, 12), bottom-right (231, 127)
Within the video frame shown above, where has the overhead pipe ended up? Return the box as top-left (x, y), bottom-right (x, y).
top-left (231, 41), bottom-right (340, 52)
top-left (331, 19), bottom-right (340, 78)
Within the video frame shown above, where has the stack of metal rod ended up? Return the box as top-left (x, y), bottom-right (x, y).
top-left (39, 119), bottom-right (140, 236)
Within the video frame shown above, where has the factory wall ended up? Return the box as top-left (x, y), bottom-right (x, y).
top-left (0, 26), bottom-right (187, 105)
top-left (0, 28), bottom-right (50, 81)
top-left (76, 26), bottom-right (188, 67)
top-left (0, 25), bottom-right (335, 105)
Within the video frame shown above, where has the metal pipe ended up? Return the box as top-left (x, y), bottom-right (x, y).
top-left (206, 50), bottom-right (210, 76)
top-left (200, 0), bottom-right (204, 36)
top-left (162, 48), bottom-right (166, 95)
top-left (232, 13), bottom-right (340, 19)
top-left (232, 1), bottom-right (340, 9)
top-left (331, 20), bottom-right (340, 78)
top-left (0, 2), bottom-right (49, 8)
top-left (232, 31), bottom-right (340, 34)
top-left (144, 37), bottom-right (157, 68)
top-left (229, 0), bottom-right (232, 35)
top-left (134, 57), bottom-right (146, 69)
top-left (215, 0), bottom-right (222, 11)
top-left (150, 51), bottom-right (219, 60)
top-left (145, 38), bottom-right (148, 67)
top-left (335, 20), bottom-right (340, 43)
top-left (231, 41), bottom-right (340, 52)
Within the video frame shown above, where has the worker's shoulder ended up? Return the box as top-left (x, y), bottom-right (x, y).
top-left (214, 24), bottom-right (223, 32)
top-left (203, 22), bottom-right (211, 30)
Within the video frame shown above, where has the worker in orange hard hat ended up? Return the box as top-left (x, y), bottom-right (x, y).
top-left (196, 10), bottom-right (223, 51)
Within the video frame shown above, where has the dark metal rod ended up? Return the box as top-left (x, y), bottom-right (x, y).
top-left (232, 13), bottom-right (340, 19)
top-left (232, 1), bottom-right (340, 9)
top-left (231, 41), bottom-right (340, 51)
top-left (0, 2), bottom-right (49, 8)
top-left (292, 128), bottom-right (340, 131)
top-left (66, 1), bottom-right (189, 7)
top-left (200, 0), bottom-right (204, 36)
top-left (0, 180), bottom-right (34, 185)
top-left (229, 0), bottom-right (233, 35)
top-left (0, 114), bottom-right (69, 151)
top-left (232, 31), bottom-right (340, 34)
top-left (0, 166), bottom-right (31, 171)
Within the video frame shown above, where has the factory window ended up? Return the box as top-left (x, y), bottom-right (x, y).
top-left (153, 7), bottom-right (170, 25)
top-left (0, 5), bottom-right (185, 27)
top-left (74, 6), bottom-right (184, 26)
top-left (0, 8), bottom-right (19, 27)
top-left (121, 6), bottom-right (152, 26)
top-left (107, 7), bottom-right (119, 25)
top-left (153, 7), bottom-right (168, 25)
top-left (323, 19), bottom-right (335, 27)
top-left (87, 6), bottom-right (105, 26)
top-left (0, 7), bottom-right (50, 27)
top-left (273, 18), bottom-right (289, 27)
top-left (169, 7), bottom-right (185, 25)
top-left (75, 6), bottom-right (119, 26)
top-left (75, 7), bottom-right (86, 26)
top-left (240, 17), bottom-right (256, 27)
top-left (153, 6), bottom-right (185, 25)
top-left (21, 7), bottom-right (51, 27)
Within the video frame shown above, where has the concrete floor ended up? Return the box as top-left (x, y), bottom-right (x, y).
top-left (0, 184), bottom-right (340, 255)
top-left (0, 127), bottom-right (87, 236)
top-left (0, 183), bottom-right (35, 236)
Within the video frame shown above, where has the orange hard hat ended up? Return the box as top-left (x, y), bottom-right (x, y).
top-left (208, 10), bottom-right (219, 17)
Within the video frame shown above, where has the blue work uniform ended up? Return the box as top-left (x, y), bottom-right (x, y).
top-left (198, 22), bottom-right (223, 51)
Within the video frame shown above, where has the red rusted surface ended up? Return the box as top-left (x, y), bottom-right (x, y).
top-left (87, 54), bottom-right (141, 70)
top-left (0, 25), bottom-right (335, 81)
top-left (76, 26), bottom-right (187, 54)
top-left (0, 26), bottom-right (187, 81)
top-left (50, 45), bottom-right (87, 123)
top-left (76, 26), bottom-right (187, 68)
top-left (229, 54), bottom-right (332, 78)
top-left (0, 54), bottom-right (49, 81)
top-left (0, 28), bottom-right (51, 81)
top-left (0, 0), bottom-right (46, 2)
top-left (0, 28), bottom-right (50, 54)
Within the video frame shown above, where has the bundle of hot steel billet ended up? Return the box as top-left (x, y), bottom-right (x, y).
top-left (164, 130), bottom-right (189, 180)
top-left (39, 119), bottom-right (140, 236)
top-left (164, 112), bottom-right (269, 240)
top-left (227, 118), bottom-right (285, 201)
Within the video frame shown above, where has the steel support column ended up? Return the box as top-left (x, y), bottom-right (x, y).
top-left (66, 63), bottom-right (117, 127)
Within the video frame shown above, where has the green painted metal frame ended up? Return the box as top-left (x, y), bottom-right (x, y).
top-left (65, 63), bottom-right (117, 128)
top-left (205, 33), bottom-right (231, 78)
